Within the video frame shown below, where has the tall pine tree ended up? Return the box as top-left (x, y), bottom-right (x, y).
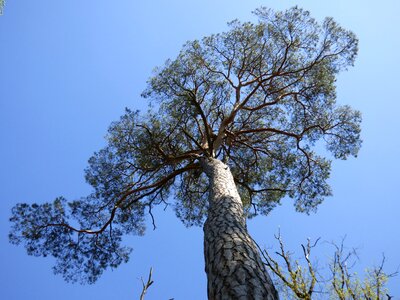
top-left (10, 7), bottom-right (360, 299)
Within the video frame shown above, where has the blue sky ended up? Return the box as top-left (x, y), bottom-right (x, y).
top-left (1, 1), bottom-right (399, 299)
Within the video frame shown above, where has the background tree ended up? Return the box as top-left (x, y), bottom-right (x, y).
top-left (261, 233), bottom-right (397, 299)
top-left (9, 6), bottom-right (361, 299)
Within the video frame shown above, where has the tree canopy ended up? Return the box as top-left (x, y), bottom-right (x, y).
top-left (9, 6), bottom-right (361, 284)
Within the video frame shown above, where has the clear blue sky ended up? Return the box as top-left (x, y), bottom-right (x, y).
top-left (1, 1), bottom-right (399, 299)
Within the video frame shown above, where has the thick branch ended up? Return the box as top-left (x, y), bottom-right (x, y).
top-left (39, 163), bottom-right (201, 235)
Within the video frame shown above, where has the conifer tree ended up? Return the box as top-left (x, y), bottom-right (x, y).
top-left (10, 7), bottom-right (360, 299)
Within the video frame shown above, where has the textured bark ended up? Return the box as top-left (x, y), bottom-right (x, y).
top-left (201, 157), bottom-right (279, 300)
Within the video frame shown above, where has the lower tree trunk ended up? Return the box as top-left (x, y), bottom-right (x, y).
top-left (201, 157), bottom-right (279, 300)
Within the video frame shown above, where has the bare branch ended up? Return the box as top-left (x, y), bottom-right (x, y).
top-left (139, 268), bottom-right (154, 300)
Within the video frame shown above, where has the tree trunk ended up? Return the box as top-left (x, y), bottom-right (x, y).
top-left (201, 157), bottom-right (279, 300)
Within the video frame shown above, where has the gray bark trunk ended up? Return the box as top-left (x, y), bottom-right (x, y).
top-left (201, 157), bottom-right (279, 300)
